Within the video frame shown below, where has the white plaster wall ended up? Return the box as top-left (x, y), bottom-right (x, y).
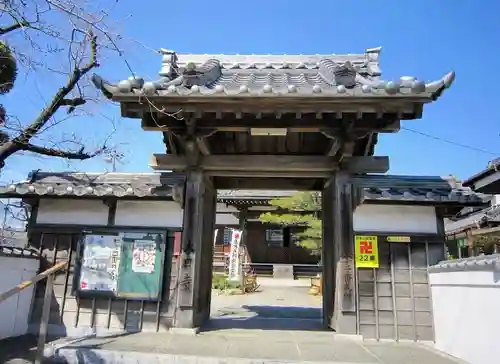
top-left (429, 260), bottom-right (500, 364)
top-left (0, 256), bottom-right (39, 340)
top-left (37, 199), bottom-right (109, 225)
top-left (216, 203), bottom-right (238, 213)
top-left (115, 200), bottom-right (183, 228)
top-left (216, 213), bottom-right (239, 226)
top-left (353, 204), bottom-right (437, 234)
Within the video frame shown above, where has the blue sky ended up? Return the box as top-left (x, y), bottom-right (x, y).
top-left (2, 0), bottom-right (500, 183)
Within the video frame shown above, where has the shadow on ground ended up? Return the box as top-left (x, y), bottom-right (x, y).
top-left (0, 334), bottom-right (66, 364)
top-left (0, 332), bottom-right (137, 364)
top-left (204, 304), bottom-right (327, 332)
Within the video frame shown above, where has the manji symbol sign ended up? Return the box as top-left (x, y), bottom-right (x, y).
top-left (354, 235), bottom-right (379, 268)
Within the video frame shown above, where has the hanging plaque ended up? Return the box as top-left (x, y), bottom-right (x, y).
top-left (387, 236), bottom-right (411, 243)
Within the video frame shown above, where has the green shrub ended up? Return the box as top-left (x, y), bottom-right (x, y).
top-left (212, 273), bottom-right (240, 291)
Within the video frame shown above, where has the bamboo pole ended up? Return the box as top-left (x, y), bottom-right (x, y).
top-left (0, 260), bottom-right (68, 303)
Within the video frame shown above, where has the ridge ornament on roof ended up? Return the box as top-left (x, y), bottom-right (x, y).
top-left (91, 47), bottom-right (455, 101)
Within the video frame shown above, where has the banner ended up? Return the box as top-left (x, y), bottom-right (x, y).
top-left (227, 229), bottom-right (242, 281)
top-left (354, 235), bottom-right (379, 268)
top-left (213, 229), bottom-right (218, 246)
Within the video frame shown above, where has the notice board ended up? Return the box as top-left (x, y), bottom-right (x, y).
top-left (76, 230), bottom-right (166, 301)
top-left (354, 235), bottom-right (379, 268)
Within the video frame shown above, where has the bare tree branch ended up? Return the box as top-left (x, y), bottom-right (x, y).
top-left (20, 143), bottom-right (105, 159)
top-left (0, 0), bottom-right (134, 170)
top-left (0, 20), bottom-right (30, 35)
top-left (0, 31), bottom-right (98, 167)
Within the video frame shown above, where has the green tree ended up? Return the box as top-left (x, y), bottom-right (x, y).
top-left (259, 192), bottom-right (322, 256)
top-left (473, 235), bottom-right (500, 255)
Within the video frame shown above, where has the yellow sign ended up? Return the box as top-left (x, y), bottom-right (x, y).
top-left (387, 236), bottom-right (411, 243)
top-left (354, 235), bottom-right (379, 268)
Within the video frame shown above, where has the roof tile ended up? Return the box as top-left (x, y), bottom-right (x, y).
top-left (91, 48), bottom-right (455, 101)
top-left (0, 172), bottom-right (484, 206)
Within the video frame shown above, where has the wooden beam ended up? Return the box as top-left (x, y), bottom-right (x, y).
top-left (195, 138), bottom-right (211, 155)
top-left (214, 177), bottom-right (320, 190)
top-left (151, 154), bottom-right (339, 173)
top-left (150, 154), bottom-right (390, 174)
top-left (205, 171), bottom-right (331, 178)
top-left (341, 156), bottom-right (389, 174)
top-left (326, 139), bottom-right (341, 157)
top-left (150, 154), bottom-right (187, 170)
top-left (141, 112), bottom-right (404, 134)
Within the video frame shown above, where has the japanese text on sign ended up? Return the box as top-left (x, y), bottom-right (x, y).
top-left (354, 235), bottom-right (379, 268)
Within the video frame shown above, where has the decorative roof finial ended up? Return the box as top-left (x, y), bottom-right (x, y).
top-left (334, 61), bottom-right (357, 88)
top-left (159, 48), bottom-right (178, 78)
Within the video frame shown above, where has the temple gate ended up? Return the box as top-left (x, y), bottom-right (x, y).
top-left (92, 47), bottom-right (455, 332)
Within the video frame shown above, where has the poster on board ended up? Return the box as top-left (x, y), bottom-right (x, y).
top-left (354, 235), bottom-right (379, 268)
top-left (131, 240), bottom-right (157, 274)
top-left (79, 234), bottom-right (122, 292)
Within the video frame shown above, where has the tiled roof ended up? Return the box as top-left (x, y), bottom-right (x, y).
top-left (0, 172), bottom-right (484, 206)
top-left (0, 229), bottom-right (28, 247)
top-left (0, 245), bottom-right (39, 259)
top-left (220, 175), bottom-right (484, 205)
top-left (445, 204), bottom-right (500, 234)
top-left (463, 158), bottom-right (500, 188)
top-left (354, 175), bottom-right (483, 204)
top-left (0, 172), bottom-right (184, 198)
top-left (92, 47), bottom-right (455, 101)
top-left (428, 254), bottom-right (500, 273)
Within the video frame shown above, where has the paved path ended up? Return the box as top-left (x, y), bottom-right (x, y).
top-left (210, 279), bottom-right (323, 330)
top-left (0, 281), bottom-right (467, 363)
top-left (44, 330), bottom-right (465, 364)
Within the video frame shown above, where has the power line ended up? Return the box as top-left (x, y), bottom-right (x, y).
top-left (402, 127), bottom-right (499, 157)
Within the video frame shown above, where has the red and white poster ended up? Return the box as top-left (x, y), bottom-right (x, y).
top-left (227, 229), bottom-right (242, 281)
top-left (131, 240), bottom-right (156, 274)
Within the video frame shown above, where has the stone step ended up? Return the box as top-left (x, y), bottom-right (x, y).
top-left (50, 348), bottom-right (378, 364)
top-left (41, 332), bottom-right (465, 364)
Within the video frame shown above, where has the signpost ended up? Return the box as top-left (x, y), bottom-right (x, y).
top-left (354, 235), bottom-right (379, 268)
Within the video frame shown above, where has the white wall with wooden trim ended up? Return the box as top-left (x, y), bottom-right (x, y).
top-left (35, 198), bottom-right (238, 228)
top-left (115, 200), bottom-right (183, 227)
top-left (0, 256), bottom-right (39, 340)
top-left (353, 204), bottom-right (438, 234)
top-left (37, 199), bottom-right (109, 225)
top-left (36, 198), bottom-right (440, 235)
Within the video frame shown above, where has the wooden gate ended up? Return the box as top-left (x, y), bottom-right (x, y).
top-left (357, 237), bottom-right (444, 341)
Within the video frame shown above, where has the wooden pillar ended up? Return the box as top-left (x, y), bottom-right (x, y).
top-left (196, 177), bottom-right (216, 326)
top-left (174, 169), bottom-right (216, 329)
top-left (322, 172), bottom-right (356, 333)
top-left (336, 178), bottom-right (357, 334)
top-left (321, 176), bottom-right (336, 329)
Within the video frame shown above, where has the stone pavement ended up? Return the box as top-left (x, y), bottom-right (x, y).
top-left (210, 279), bottom-right (322, 323)
top-left (43, 329), bottom-right (466, 364)
top-left (0, 280), bottom-right (467, 363)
